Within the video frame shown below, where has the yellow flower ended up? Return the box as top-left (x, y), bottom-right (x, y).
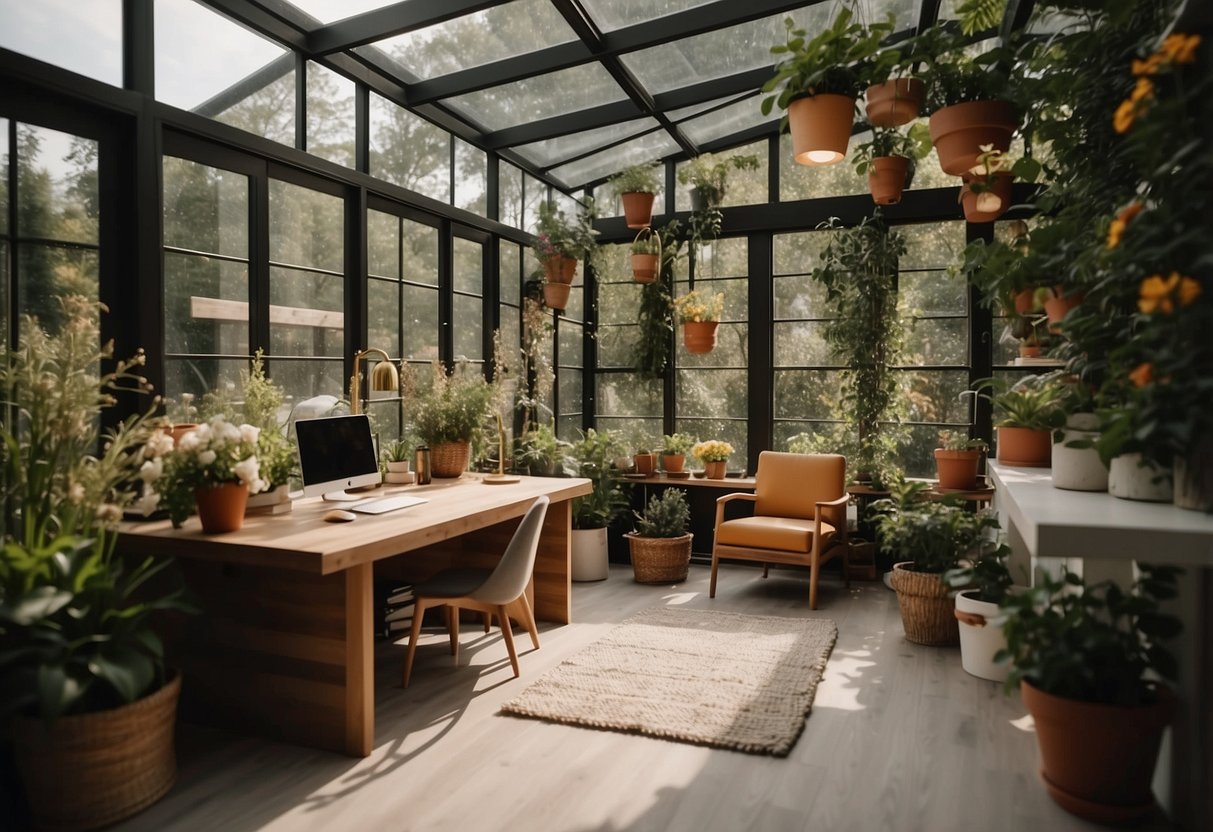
top-left (1106, 202), bottom-right (1144, 250)
top-left (691, 439), bottom-right (734, 463)
top-left (1132, 55), bottom-right (1163, 77)
top-left (1160, 33), bottom-right (1201, 65)
top-left (1129, 363), bottom-right (1154, 388)
top-left (1138, 272), bottom-right (1201, 314)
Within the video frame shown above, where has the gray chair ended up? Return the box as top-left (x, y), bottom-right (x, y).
top-left (403, 495), bottom-right (549, 688)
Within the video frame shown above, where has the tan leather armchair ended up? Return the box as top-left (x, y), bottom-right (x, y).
top-left (710, 452), bottom-right (850, 610)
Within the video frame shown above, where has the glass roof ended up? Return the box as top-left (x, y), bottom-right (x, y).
top-left (186, 0), bottom-right (994, 191)
top-left (371, 0), bottom-right (577, 80)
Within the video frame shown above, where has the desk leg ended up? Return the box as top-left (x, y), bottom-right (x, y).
top-left (533, 498), bottom-right (572, 624)
top-left (344, 562), bottom-right (374, 757)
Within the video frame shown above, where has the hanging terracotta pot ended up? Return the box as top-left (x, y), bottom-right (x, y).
top-left (683, 320), bottom-right (719, 354)
top-left (929, 99), bottom-right (1018, 175)
top-left (960, 171), bottom-right (1014, 223)
top-left (1021, 680), bottom-right (1174, 826)
top-left (934, 448), bottom-right (982, 490)
top-left (787, 94), bottom-right (856, 166)
top-left (1043, 286), bottom-right (1083, 331)
top-left (194, 482), bottom-right (249, 534)
top-left (865, 78), bottom-right (925, 127)
top-left (1012, 288), bottom-right (1039, 315)
top-left (542, 282), bottom-right (570, 310)
top-left (631, 227), bottom-right (661, 284)
top-left (868, 155), bottom-right (909, 205)
top-left (543, 255), bottom-right (576, 284)
top-left (995, 426), bottom-right (1051, 467)
top-left (621, 191), bottom-right (656, 229)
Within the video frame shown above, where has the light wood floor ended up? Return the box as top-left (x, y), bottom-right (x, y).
top-left (117, 564), bottom-right (1168, 832)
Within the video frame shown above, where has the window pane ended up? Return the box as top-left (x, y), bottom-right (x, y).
top-left (215, 72), bottom-right (296, 146)
top-left (367, 209), bottom-right (399, 279)
top-left (20, 245), bottom-right (98, 326)
top-left (164, 253), bottom-right (249, 355)
top-left (774, 370), bottom-right (843, 420)
top-left (453, 237), bottom-right (482, 295)
top-left (677, 370), bottom-right (746, 418)
top-left (307, 63), bottom-right (356, 168)
top-left (773, 230), bottom-right (832, 275)
top-left (164, 357), bottom-right (247, 404)
top-left (0, 119), bottom-right (7, 235)
top-left (675, 141), bottom-right (768, 211)
top-left (454, 139), bottom-right (486, 215)
top-left (900, 269), bottom-right (967, 316)
top-left (499, 163), bottom-right (524, 228)
top-left (163, 156), bottom-right (249, 258)
top-left (368, 277), bottom-right (400, 357)
top-left (523, 175), bottom-right (546, 232)
top-left (499, 304), bottom-right (520, 347)
top-left (675, 418), bottom-right (749, 473)
top-left (596, 324), bottom-right (639, 367)
top-left (557, 320), bottom-right (583, 367)
top-left (898, 222), bottom-right (966, 270)
top-left (369, 93), bottom-right (450, 202)
top-left (581, 0), bottom-right (714, 32)
top-left (514, 118), bottom-right (659, 168)
top-left (269, 180), bottom-right (344, 273)
top-left (444, 63), bottom-right (627, 132)
top-left (268, 358), bottom-right (345, 405)
top-left (780, 133), bottom-right (868, 201)
top-left (597, 279), bottom-right (640, 326)
top-left (0, 242), bottom-right (8, 349)
top-left (404, 219), bottom-right (439, 285)
top-left (550, 132), bottom-right (677, 190)
top-left (564, 279), bottom-right (584, 321)
top-left (268, 266), bottom-right (344, 357)
top-left (680, 95), bottom-right (774, 147)
top-left (499, 241), bottom-right (521, 305)
top-left (903, 317), bottom-right (968, 365)
top-left (594, 416), bottom-right (662, 451)
top-left (0, 0), bottom-right (122, 87)
top-left (558, 367), bottom-right (583, 416)
top-left (902, 369), bottom-right (971, 424)
top-left (773, 275), bottom-right (831, 319)
top-left (16, 125), bottom-right (99, 244)
top-left (403, 285), bottom-right (439, 360)
top-left (774, 321), bottom-right (836, 366)
top-left (452, 294), bottom-right (483, 360)
top-left (597, 372), bottom-right (662, 417)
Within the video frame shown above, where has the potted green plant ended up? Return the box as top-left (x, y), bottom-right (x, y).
top-left (534, 200), bottom-right (599, 284)
top-left (761, 8), bottom-right (895, 166)
top-left (691, 439), bottom-right (734, 479)
top-left (630, 228), bottom-right (661, 284)
top-left (872, 481), bottom-right (1001, 646)
top-left (660, 432), bottom-right (696, 474)
top-left (970, 373), bottom-right (1067, 467)
top-left (676, 152), bottom-right (760, 210)
top-left (157, 415), bottom-right (270, 532)
top-left (998, 564), bottom-right (1182, 825)
top-left (933, 429), bottom-right (988, 491)
top-left (944, 539), bottom-right (1014, 681)
top-left (564, 429), bottom-right (628, 581)
top-left (382, 437), bottom-right (413, 483)
top-left (851, 124), bottom-right (932, 205)
top-left (514, 423), bottom-right (567, 477)
top-left (237, 349), bottom-right (295, 511)
top-left (405, 361), bottom-right (497, 478)
top-left (0, 297), bottom-right (195, 829)
top-left (673, 288), bottom-right (725, 355)
top-left (625, 488), bottom-right (692, 584)
top-left (633, 446), bottom-right (657, 476)
top-left (608, 163), bottom-right (661, 229)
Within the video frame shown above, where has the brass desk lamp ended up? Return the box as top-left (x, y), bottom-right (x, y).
top-left (349, 347), bottom-right (398, 415)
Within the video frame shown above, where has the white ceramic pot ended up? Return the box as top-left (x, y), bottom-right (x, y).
top-left (1108, 454), bottom-right (1173, 502)
top-left (955, 590), bottom-right (1010, 683)
top-left (1173, 442), bottom-right (1213, 512)
top-left (1051, 414), bottom-right (1108, 492)
top-left (245, 483), bottom-right (291, 511)
top-left (384, 460), bottom-right (413, 484)
top-left (571, 527), bottom-right (609, 582)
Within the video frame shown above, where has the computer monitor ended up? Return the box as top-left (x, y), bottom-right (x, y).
top-left (295, 414), bottom-right (382, 500)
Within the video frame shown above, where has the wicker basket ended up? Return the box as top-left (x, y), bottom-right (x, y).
top-left (626, 532), bottom-right (693, 584)
top-left (431, 440), bottom-right (471, 478)
top-left (890, 562), bottom-right (959, 646)
top-left (13, 673), bottom-right (181, 831)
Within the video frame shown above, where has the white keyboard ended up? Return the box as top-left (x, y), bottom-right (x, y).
top-left (346, 494), bottom-right (428, 515)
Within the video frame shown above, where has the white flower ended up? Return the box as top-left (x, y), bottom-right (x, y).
top-left (220, 420), bottom-right (241, 444)
top-left (233, 456), bottom-right (261, 489)
top-left (178, 431), bottom-right (201, 453)
top-left (95, 503), bottom-right (122, 524)
top-left (136, 486), bottom-right (161, 516)
top-left (239, 424), bottom-right (261, 446)
top-left (139, 457), bottom-right (163, 483)
top-left (144, 430), bottom-right (175, 458)
top-left (198, 449), bottom-right (217, 466)
top-left (67, 482), bottom-right (85, 504)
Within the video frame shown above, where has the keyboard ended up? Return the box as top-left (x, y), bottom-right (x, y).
top-left (346, 494), bottom-right (429, 515)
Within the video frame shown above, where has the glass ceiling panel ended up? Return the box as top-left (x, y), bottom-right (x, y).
top-left (0, 0), bottom-right (122, 87)
top-left (550, 130), bottom-right (678, 188)
top-left (512, 118), bottom-right (660, 167)
top-left (285, 1), bottom-right (398, 24)
top-left (443, 63), bottom-right (628, 132)
top-left (371, 0), bottom-right (577, 80)
top-left (680, 93), bottom-right (773, 146)
top-left (668, 95), bottom-right (745, 124)
top-left (579, 0), bottom-right (715, 32)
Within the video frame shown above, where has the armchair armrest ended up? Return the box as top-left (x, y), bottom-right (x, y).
top-left (714, 492), bottom-right (757, 530)
top-left (815, 493), bottom-right (851, 543)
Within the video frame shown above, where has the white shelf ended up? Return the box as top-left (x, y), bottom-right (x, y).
top-left (988, 462), bottom-right (1213, 565)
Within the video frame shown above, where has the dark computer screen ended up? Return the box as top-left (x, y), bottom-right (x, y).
top-left (295, 414), bottom-right (380, 494)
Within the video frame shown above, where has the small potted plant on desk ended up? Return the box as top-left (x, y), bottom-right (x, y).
top-left (872, 480), bottom-right (1002, 646)
top-left (625, 489), bottom-right (692, 584)
top-left (933, 429), bottom-right (989, 491)
top-left (407, 361), bottom-right (496, 478)
top-left (660, 432), bottom-right (696, 475)
top-left (382, 438), bottom-right (413, 483)
top-left (158, 415), bottom-right (270, 533)
top-left (998, 565), bottom-right (1182, 825)
top-left (565, 428), bottom-right (628, 581)
top-left (692, 439), bottom-right (734, 479)
top-left (633, 446), bottom-right (658, 476)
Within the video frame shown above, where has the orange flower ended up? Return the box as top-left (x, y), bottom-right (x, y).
top-left (1178, 275), bottom-right (1203, 307)
top-left (1138, 272), bottom-right (1202, 314)
top-left (1160, 33), bottom-right (1201, 65)
top-left (1130, 77), bottom-right (1155, 103)
top-left (1132, 53), bottom-right (1165, 76)
top-left (1129, 363), bottom-right (1154, 388)
top-left (1114, 99), bottom-right (1138, 134)
top-left (1106, 202), bottom-right (1144, 250)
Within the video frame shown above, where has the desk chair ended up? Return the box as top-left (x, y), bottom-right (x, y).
top-left (710, 452), bottom-right (849, 610)
top-left (403, 495), bottom-right (549, 688)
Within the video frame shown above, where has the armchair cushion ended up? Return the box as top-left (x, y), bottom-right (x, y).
top-left (716, 516), bottom-right (836, 554)
top-left (754, 452), bottom-right (846, 520)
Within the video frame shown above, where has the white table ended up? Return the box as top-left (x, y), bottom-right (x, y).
top-left (988, 462), bottom-right (1212, 830)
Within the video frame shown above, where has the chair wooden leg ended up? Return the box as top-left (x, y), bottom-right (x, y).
top-left (403, 597), bottom-right (435, 689)
top-left (514, 594), bottom-right (540, 650)
top-left (483, 610), bottom-right (491, 633)
top-left (448, 604), bottom-right (460, 664)
top-left (809, 547), bottom-right (820, 611)
top-left (762, 564), bottom-right (769, 579)
top-left (497, 604), bottom-right (520, 678)
top-left (709, 549), bottom-right (719, 598)
top-left (842, 539), bottom-right (851, 590)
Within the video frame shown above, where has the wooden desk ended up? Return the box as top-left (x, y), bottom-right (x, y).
top-left (118, 474), bottom-right (590, 758)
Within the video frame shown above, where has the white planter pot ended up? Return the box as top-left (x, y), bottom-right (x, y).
top-left (571, 527), bottom-right (609, 582)
top-left (955, 590), bottom-right (1010, 683)
top-left (1051, 414), bottom-right (1108, 492)
top-left (245, 483), bottom-right (290, 510)
top-left (1108, 454), bottom-right (1173, 502)
top-left (384, 460), bottom-right (413, 484)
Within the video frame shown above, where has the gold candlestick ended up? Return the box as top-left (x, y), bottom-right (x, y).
top-left (482, 413), bottom-right (519, 485)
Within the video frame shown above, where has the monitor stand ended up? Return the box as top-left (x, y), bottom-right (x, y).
top-left (322, 490), bottom-right (364, 502)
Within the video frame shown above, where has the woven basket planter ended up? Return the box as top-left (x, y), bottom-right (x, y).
top-left (13, 673), bottom-right (182, 831)
top-left (430, 440), bottom-right (471, 478)
top-left (890, 562), bottom-right (958, 646)
top-left (626, 532), bottom-right (692, 584)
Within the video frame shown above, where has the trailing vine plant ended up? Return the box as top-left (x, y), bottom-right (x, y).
top-left (632, 220), bottom-right (681, 379)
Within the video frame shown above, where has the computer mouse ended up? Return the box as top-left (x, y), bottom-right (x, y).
top-left (322, 509), bottom-right (356, 523)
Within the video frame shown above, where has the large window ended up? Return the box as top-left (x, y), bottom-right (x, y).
top-left (452, 234), bottom-right (485, 362)
top-left (369, 93), bottom-right (450, 203)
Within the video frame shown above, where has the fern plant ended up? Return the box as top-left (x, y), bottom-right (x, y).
top-left (956, 0), bottom-right (1006, 36)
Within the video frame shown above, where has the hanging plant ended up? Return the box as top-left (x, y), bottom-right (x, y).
top-left (673, 289), bottom-right (726, 355)
top-left (632, 221), bottom-right (682, 379)
top-left (630, 228), bottom-right (661, 284)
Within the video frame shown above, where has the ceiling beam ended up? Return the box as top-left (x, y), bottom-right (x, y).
top-left (193, 52), bottom-right (295, 118)
top-left (307, 0), bottom-right (511, 55)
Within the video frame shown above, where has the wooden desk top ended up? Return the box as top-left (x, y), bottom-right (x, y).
top-left (119, 474), bottom-right (591, 576)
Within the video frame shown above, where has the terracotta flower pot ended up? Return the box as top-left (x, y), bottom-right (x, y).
top-left (662, 453), bottom-right (686, 473)
top-left (1012, 288), bottom-right (1038, 315)
top-left (194, 482), bottom-right (249, 533)
top-left (703, 460), bottom-right (727, 479)
top-left (787, 93), bottom-right (856, 166)
top-left (543, 282), bottom-right (570, 310)
top-left (865, 78), bottom-right (925, 127)
top-left (934, 448), bottom-right (982, 490)
top-left (1019, 342), bottom-right (1042, 358)
top-left (168, 423), bottom-right (197, 446)
top-left (961, 171), bottom-right (1014, 223)
top-left (868, 155), bottom-right (909, 205)
top-left (889, 562), bottom-right (958, 646)
top-left (542, 255), bottom-right (576, 285)
top-left (995, 426), bottom-right (1051, 467)
top-left (1020, 680), bottom-right (1174, 826)
top-left (621, 191), bottom-right (655, 229)
top-left (1043, 286), bottom-right (1083, 332)
top-left (633, 453), bottom-right (656, 475)
top-left (929, 99), bottom-right (1018, 175)
top-left (683, 320), bottom-right (719, 354)
top-left (631, 253), bottom-right (659, 283)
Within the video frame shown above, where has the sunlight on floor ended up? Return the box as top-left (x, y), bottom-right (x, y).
top-left (661, 591), bottom-right (699, 605)
top-left (815, 649), bottom-right (876, 712)
top-left (1010, 713), bottom-right (1036, 732)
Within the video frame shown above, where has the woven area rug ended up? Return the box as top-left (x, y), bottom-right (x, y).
top-left (500, 607), bottom-right (837, 756)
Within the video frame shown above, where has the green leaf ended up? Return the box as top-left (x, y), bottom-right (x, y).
top-left (4, 587), bottom-right (73, 625)
top-left (37, 665), bottom-right (78, 720)
top-left (89, 645), bottom-right (154, 704)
